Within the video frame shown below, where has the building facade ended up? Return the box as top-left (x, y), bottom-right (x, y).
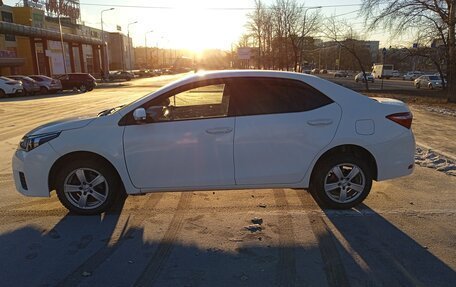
top-left (0, 3), bottom-right (133, 77)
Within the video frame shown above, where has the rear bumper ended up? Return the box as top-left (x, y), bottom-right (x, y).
top-left (368, 130), bottom-right (415, 181)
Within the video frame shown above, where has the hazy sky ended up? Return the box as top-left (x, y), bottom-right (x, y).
top-left (5, 0), bottom-right (407, 50)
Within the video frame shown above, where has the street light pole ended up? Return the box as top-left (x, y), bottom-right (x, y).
top-left (300, 6), bottom-right (321, 72)
top-left (145, 30), bottom-right (153, 69)
top-left (127, 21), bottom-right (138, 72)
top-left (381, 47), bottom-right (387, 90)
top-left (101, 8), bottom-right (114, 80)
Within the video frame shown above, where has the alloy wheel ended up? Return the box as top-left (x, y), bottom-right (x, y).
top-left (323, 163), bottom-right (366, 204)
top-left (63, 168), bottom-right (109, 210)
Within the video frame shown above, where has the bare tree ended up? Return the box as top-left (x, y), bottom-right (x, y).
top-left (322, 17), bottom-right (374, 90)
top-left (247, 0), bottom-right (266, 68)
top-left (361, 0), bottom-right (456, 102)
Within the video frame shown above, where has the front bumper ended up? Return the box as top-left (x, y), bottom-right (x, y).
top-left (12, 143), bottom-right (60, 197)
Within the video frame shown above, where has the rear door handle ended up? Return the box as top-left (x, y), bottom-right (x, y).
top-left (307, 119), bottom-right (333, 126)
top-left (205, 127), bottom-right (233, 134)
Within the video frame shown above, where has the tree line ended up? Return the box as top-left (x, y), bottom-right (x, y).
top-left (239, 0), bottom-right (456, 102)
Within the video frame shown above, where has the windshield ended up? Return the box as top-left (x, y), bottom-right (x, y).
top-left (428, 76), bottom-right (440, 81)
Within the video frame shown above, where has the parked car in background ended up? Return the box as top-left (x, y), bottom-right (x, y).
top-left (57, 73), bottom-right (96, 92)
top-left (392, 70), bottom-right (401, 78)
top-left (137, 69), bottom-right (153, 78)
top-left (320, 69), bottom-right (328, 74)
top-left (13, 70), bottom-right (415, 214)
top-left (414, 75), bottom-right (445, 89)
top-left (8, 75), bottom-right (40, 96)
top-left (334, 71), bottom-right (348, 77)
top-left (29, 75), bottom-right (62, 94)
top-left (355, 72), bottom-right (374, 83)
top-left (403, 71), bottom-right (423, 81)
top-left (109, 71), bottom-right (134, 81)
top-left (311, 68), bottom-right (320, 74)
top-left (0, 76), bottom-right (23, 97)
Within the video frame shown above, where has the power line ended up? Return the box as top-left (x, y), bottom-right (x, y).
top-left (78, 2), bottom-right (362, 10)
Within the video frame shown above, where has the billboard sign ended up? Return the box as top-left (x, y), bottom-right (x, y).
top-left (237, 47), bottom-right (251, 60)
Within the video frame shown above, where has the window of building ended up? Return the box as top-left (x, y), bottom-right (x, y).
top-left (1, 11), bottom-right (15, 41)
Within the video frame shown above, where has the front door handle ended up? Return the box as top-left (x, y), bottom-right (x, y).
top-left (206, 127), bottom-right (233, 134)
top-left (307, 119), bottom-right (333, 126)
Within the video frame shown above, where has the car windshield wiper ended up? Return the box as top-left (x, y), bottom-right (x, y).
top-left (98, 105), bottom-right (126, 117)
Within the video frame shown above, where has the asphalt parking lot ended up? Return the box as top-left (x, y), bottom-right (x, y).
top-left (0, 74), bottom-right (455, 286)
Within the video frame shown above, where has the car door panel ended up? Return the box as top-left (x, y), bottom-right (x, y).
top-left (234, 103), bottom-right (341, 185)
top-left (124, 118), bottom-right (235, 189)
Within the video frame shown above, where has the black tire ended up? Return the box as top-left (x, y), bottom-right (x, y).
top-left (55, 159), bottom-right (122, 215)
top-left (428, 84), bottom-right (433, 90)
top-left (87, 86), bottom-right (94, 92)
top-left (416, 83), bottom-right (420, 89)
top-left (310, 154), bottom-right (373, 209)
top-left (79, 84), bottom-right (87, 92)
top-left (0, 89), bottom-right (5, 98)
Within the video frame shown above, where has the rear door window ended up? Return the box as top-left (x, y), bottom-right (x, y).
top-left (227, 77), bottom-right (333, 116)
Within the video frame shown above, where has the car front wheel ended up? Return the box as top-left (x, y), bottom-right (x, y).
top-left (310, 154), bottom-right (372, 209)
top-left (55, 159), bottom-right (122, 215)
top-left (79, 84), bottom-right (87, 92)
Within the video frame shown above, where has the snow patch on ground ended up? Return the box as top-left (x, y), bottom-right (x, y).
top-left (415, 146), bottom-right (456, 176)
top-left (415, 105), bottom-right (456, 117)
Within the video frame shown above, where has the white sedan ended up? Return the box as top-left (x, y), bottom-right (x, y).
top-left (12, 70), bottom-right (415, 214)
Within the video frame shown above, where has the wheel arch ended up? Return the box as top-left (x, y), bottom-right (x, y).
top-left (48, 151), bottom-right (123, 192)
top-left (310, 144), bottom-right (378, 182)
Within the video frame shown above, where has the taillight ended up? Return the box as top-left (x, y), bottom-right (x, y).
top-left (386, 112), bottom-right (413, 129)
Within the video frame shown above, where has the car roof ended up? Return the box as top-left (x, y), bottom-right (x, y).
top-left (120, 69), bottom-right (372, 116)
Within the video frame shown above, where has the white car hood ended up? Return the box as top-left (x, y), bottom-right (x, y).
top-left (26, 116), bottom-right (96, 136)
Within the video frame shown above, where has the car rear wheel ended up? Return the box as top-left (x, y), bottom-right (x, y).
top-left (55, 159), bottom-right (122, 215)
top-left (0, 89), bottom-right (5, 97)
top-left (310, 154), bottom-right (372, 209)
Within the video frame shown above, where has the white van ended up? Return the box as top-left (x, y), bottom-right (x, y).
top-left (372, 64), bottom-right (394, 79)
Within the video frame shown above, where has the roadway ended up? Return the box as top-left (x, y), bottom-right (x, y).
top-left (0, 74), bottom-right (455, 286)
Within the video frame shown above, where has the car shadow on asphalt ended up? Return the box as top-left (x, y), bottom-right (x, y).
top-left (0, 192), bottom-right (455, 286)
top-left (318, 203), bottom-right (456, 287)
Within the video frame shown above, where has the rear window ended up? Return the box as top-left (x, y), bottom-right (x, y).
top-left (428, 76), bottom-right (440, 80)
top-left (30, 76), bottom-right (43, 82)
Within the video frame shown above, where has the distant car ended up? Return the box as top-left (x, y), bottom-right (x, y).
top-left (392, 70), bottom-right (401, 78)
top-left (414, 75), bottom-right (445, 89)
top-left (320, 69), bottom-right (328, 74)
top-left (403, 71), bottom-right (423, 81)
top-left (311, 68), bottom-right (320, 74)
top-left (334, 71), bottom-right (348, 77)
top-left (29, 75), bottom-right (62, 94)
top-left (109, 71), bottom-right (134, 81)
top-left (57, 73), bottom-right (97, 92)
top-left (7, 75), bottom-right (40, 96)
top-left (0, 76), bottom-right (23, 97)
top-left (355, 72), bottom-right (374, 83)
top-left (13, 70), bottom-right (416, 214)
top-left (137, 70), bottom-right (152, 77)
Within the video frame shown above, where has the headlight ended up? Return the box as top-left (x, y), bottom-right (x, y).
top-left (19, 132), bottom-right (60, 152)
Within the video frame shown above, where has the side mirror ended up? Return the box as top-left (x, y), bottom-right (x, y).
top-left (133, 108), bottom-right (147, 122)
